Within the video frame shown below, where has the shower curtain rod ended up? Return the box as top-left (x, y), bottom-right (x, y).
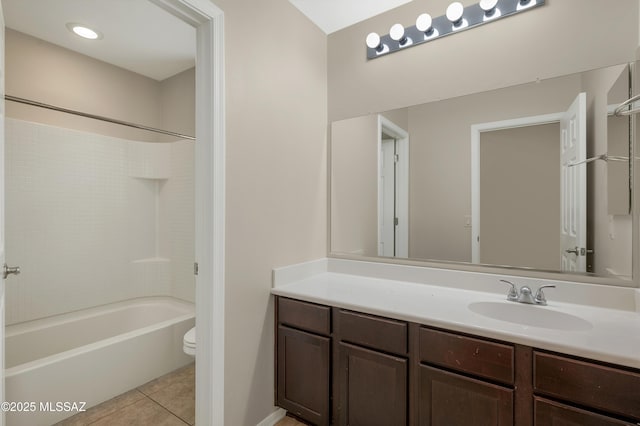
top-left (4, 95), bottom-right (196, 141)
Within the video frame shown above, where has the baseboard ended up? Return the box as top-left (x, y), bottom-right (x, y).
top-left (256, 407), bottom-right (286, 426)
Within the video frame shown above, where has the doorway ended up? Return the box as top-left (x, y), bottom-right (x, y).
top-left (471, 93), bottom-right (586, 272)
top-left (0, 0), bottom-right (225, 425)
top-left (378, 115), bottom-right (409, 258)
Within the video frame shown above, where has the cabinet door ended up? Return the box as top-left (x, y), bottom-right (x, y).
top-left (534, 397), bottom-right (636, 426)
top-left (419, 365), bottom-right (513, 426)
top-left (277, 325), bottom-right (330, 426)
top-left (337, 342), bottom-right (407, 426)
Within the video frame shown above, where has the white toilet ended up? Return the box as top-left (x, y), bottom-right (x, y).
top-left (183, 327), bottom-right (196, 356)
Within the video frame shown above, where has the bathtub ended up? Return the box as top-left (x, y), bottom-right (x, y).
top-left (4, 296), bottom-right (195, 426)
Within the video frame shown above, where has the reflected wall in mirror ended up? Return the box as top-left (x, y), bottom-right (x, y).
top-left (331, 63), bottom-right (632, 281)
top-left (607, 66), bottom-right (631, 216)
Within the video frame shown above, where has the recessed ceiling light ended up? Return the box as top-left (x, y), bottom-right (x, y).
top-left (66, 23), bottom-right (102, 40)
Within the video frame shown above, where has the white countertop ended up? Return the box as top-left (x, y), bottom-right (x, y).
top-left (271, 259), bottom-right (640, 369)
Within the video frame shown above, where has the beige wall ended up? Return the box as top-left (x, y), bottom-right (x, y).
top-left (159, 67), bottom-right (196, 141)
top-left (6, 29), bottom-right (164, 141)
top-left (213, 0), bottom-right (327, 424)
top-left (331, 114), bottom-right (378, 256)
top-left (328, 0), bottom-right (639, 122)
top-left (480, 123), bottom-right (560, 270)
top-left (407, 74), bottom-right (581, 262)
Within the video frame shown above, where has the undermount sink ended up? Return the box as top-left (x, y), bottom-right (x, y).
top-left (468, 301), bottom-right (593, 331)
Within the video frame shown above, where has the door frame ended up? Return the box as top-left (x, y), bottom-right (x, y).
top-left (470, 112), bottom-right (563, 263)
top-left (149, 1), bottom-right (225, 425)
top-left (377, 115), bottom-right (409, 258)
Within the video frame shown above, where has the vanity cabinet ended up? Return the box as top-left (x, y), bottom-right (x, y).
top-left (417, 327), bottom-right (516, 426)
top-left (335, 310), bottom-right (408, 426)
top-left (274, 296), bottom-right (640, 426)
top-left (276, 297), bottom-right (331, 426)
top-left (533, 351), bottom-right (640, 425)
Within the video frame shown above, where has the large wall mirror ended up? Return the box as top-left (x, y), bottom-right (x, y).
top-left (331, 61), bottom-right (635, 284)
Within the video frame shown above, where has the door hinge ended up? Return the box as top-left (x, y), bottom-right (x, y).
top-left (394, 154), bottom-right (400, 163)
top-left (194, 262), bottom-right (199, 276)
top-left (394, 217), bottom-right (399, 226)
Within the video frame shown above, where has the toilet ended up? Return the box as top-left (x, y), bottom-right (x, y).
top-left (183, 327), bottom-right (196, 356)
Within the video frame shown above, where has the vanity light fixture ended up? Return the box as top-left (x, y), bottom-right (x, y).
top-left (389, 23), bottom-right (412, 47)
top-left (446, 2), bottom-right (468, 30)
top-left (479, 0), bottom-right (501, 20)
top-left (416, 13), bottom-right (438, 39)
top-left (66, 23), bottom-right (102, 40)
top-left (516, 0), bottom-right (537, 11)
top-left (366, 0), bottom-right (544, 59)
top-left (366, 32), bottom-right (389, 54)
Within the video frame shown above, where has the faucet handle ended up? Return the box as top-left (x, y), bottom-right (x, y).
top-left (500, 279), bottom-right (518, 301)
top-left (534, 285), bottom-right (556, 306)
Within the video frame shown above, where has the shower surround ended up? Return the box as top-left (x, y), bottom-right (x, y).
top-left (5, 117), bottom-right (195, 324)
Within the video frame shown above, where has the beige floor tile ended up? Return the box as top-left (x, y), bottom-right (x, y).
top-left (54, 389), bottom-right (147, 426)
top-left (147, 379), bottom-right (195, 425)
top-left (276, 415), bottom-right (309, 425)
top-left (138, 363), bottom-right (195, 396)
top-left (90, 398), bottom-right (187, 426)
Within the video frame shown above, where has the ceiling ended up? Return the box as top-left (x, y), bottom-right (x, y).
top-left (289, 0), bottom-right (413, 34)
top-left (2, 0), bottom-right (410, 81)
top-left (2, 0), bottom-right (196, 81)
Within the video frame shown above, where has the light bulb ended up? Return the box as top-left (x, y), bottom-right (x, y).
top-left (416, 13), bottom-right (433, 33)
top-left (366, 32), bottom-right (382, 50)
top-left (389, 24), bottom-right (405, 42)
top-left (480, 0), bottom-right (501, 19)
top-left (479, 0), bottom-right (498, 12)
top-left (446, 2), bottom-right (465, 24)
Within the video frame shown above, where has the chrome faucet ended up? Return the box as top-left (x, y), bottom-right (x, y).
top-left (500, 280), bottom-right (555, 306)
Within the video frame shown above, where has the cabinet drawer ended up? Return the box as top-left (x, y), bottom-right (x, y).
top-left (337, 309), bottom-right (408, 355)
top-left (419, 327), bottom-right (514, 385)
top-left (278, 297), bottom-right (331, 336)
top-left (534, 397), bottom-right (635, 426)
top-left (534, 351), bottom-right (640, 420)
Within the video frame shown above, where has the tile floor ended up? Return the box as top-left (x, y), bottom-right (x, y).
top-left (275, 416), bottom-right (308, 425)
top-left (56, 362), bottom-right (305, 426)
top-left (56, 363), bottom-right (195, 425)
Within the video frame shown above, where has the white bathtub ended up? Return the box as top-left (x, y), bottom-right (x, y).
top-left (4, 296), bottom-right (195, 426)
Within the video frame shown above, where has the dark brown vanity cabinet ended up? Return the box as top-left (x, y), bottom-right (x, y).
top-left (533, 351), bottom-right (640, 426)
top-left (417, 327), bottom-right (518, 426)
top-left (335, 310), bottom-right (409, 426)
top-left (276, 297), bottom-right (331, 426)
top-left (275, 296), bottom-right (640, 426)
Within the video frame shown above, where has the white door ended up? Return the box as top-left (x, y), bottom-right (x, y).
top-left (378, 115), bottom-right (409, 258)
top-left (379, 138), bottom-right (396, 256)
top-left (560, 92), bottom-right (587, 272)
